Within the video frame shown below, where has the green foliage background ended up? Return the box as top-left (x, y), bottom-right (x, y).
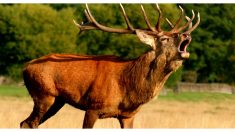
top-left (0, 4), bottom-right (234, 86)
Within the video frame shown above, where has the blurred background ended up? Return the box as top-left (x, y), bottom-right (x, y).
top-left (0, 4), bottom-right (235, 128)
top-left (0, 4), bottom-right (234, 85)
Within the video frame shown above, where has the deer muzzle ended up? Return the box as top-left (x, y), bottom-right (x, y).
top-left (178, 34), bottom-right (192, 59)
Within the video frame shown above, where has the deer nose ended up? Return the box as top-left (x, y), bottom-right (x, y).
top-left (182, 33), bottom-right (191, 41)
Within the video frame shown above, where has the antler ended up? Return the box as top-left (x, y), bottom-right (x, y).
top-left (74, 4), bottom-right (162, 35)
top-left (184, 12), bottom-right (200, 34)
top-left (164, 5), bottom-right (200, 34)
top-left (155, 4), bottom-right (163, 32)
top-left (73, 4), bottom-right (135, 34)
top-left (170, 5), bottom-right (185, 33)
top-left (119, 4), bottom-right (134, 31)
top-left (74, 4), bottom-right (200, 36)
top-left (140, 5), bottom-right (156, 32)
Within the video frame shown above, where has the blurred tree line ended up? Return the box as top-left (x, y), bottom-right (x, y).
top-left (0, 4), bottom-right (234, 86)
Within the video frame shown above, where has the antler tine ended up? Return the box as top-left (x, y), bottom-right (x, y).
top-left (140, 5), bottom-right (156, 32)
top-left (155, 4), bottom-right (162, 32)
top-left (175, 10), bottom-right (195, 33)
top-left (170, 5), bottom-right (185, 33)
top-left (166, 18), bottom-right (174, 28)
top-left (73, 19), bottom-right (81, 28)
top-left (73, 19), bottom-right (95, 32)
top-left (185, 16), bottom-right (193, 29)
top-left (119, 4), bottom-right (134, 31)
top-left (184, 12), bottom-right (200, 34)
top-left (84, 9), bottom-right (92, 22)
top-left (84, 4), bottom-right (133, 34)
top-left (73, 9), bottom-right (98, 34)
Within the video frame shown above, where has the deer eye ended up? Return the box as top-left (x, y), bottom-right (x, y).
top-left (172, 33), bottom-right (180, 38)
top-left (160, 37), bottom-right (170, 43)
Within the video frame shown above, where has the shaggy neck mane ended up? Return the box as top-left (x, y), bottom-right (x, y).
top-left (120, 50), bottom-right (174, 107)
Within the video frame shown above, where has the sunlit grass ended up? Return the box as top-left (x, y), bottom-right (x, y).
top-left (1, 85), bottom-right (235, 128)
top-left (0, 85), bottom-right (29, 97)
top-left (1, 96), bottom-right (235, 128)
top-left (158, 91), bottom-right (235, 102)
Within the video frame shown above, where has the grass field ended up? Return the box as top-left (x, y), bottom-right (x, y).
top-left (0, 85), bottom-right (235, 128)
top-left (0, 85), bottom-right (28, 97)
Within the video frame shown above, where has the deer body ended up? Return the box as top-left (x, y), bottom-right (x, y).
top-left (23, 51), bottom-right (175, 114)
top-left (20, 4), bottom-right (200, 128)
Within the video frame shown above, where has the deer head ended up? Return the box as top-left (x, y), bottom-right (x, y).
top-left (74, 4), bottom-right (200, 71)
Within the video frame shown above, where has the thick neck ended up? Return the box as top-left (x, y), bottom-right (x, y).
top-left (121, 50), bottom-right (175, 105)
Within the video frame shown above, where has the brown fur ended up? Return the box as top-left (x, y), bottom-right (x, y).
top-left (20, 32), bottom-right (187, 128)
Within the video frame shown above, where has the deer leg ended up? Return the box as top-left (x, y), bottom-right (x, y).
top-left (82, 110), bottom-right (99, 128)
top-left (118, 116), bottom-right (134, 128)
top-left (39, 96), bottom-right (65, 125)
top-left (20, 95), bottom-right (55, 128)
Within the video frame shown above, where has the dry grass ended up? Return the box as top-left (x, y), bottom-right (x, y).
top-left (0, 96), bottom-right (235, 128)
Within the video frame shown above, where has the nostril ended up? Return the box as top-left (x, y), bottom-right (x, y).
top-left (186, 36), bottom-right (192, 40)
top-left (182, 33), bottom-right (191, 39)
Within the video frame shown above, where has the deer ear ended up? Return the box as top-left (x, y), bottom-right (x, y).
top-left (136, 30), bottom-right (156, 49)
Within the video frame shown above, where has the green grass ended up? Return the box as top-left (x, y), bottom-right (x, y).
top-left (158, 91), bottom-right (235, 102)
top-left (0, 85), bottom-right (29, 97)
top-left (1, 85), bottom-right (235, 103)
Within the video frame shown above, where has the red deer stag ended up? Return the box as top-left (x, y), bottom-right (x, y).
top-left (20, 4), bottom-right (200, 128)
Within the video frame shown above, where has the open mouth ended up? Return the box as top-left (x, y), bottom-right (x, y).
top-left (179, 39), bottom-right (190, 52)
top-left (178, 35), bottom-right (191, 59)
